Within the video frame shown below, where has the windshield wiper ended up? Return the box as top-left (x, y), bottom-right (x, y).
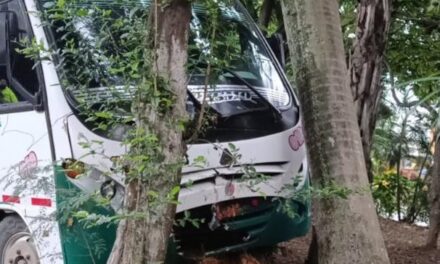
top-left (222, 68), bottom-right (282, 120)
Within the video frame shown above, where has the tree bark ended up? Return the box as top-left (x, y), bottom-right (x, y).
top-left (426, 132), bottom-right (440, 249)
top-left (349, 0), bottom-right (392, 183)
top-left (281, 0), bottom-right (390, 263)
top-left (107, 1), bottom-right (191, 263)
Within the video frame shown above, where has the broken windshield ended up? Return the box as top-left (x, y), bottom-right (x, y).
top-left (40, 0), bottom-right (291, 118)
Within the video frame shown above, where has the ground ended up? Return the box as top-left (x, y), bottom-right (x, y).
top-left (201, 218), bottom-right (440, 264)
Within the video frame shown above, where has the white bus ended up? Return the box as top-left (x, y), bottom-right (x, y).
top-left (0, 0), bottom-right (310, 263)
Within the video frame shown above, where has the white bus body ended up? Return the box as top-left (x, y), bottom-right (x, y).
top-left (0, 0), bottom-right (310, 263)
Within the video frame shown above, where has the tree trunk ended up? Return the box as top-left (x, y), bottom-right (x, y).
top-left (259, 0), bottom-right (275, 30)
top-left (426, 132), bottom-right (440, 249)
top-left (406, 143), bottom-right (431, 223)
top-left (107, 1), bottom-right (191, 263)
top-left (396, 148), bottom-right (402, 221)
top-left (349, 0), bottom-right (392, 183)
top-left (281, 0), bottom-right (390, 263)
top-left (395, 115), bottom-right (408, 222)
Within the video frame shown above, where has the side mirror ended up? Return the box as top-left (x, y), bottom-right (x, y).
top-left (267, 33), bottom-right (286, 69)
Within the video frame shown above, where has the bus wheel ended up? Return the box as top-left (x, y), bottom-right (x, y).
top-left (0, 215), bottom-right (39, 264)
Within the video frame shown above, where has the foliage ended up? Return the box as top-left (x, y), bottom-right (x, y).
top-left (372, 169), bottom-right (429, 221)
top-left (371, 86), bottom-right (435, 223)
top-left (369, 0), bottom-right (440, 218)
top-left (0, 86), bottom-right (18, 103)
top-left (339, 0), bottom-right (358, 51)
top-left (387, 0), bottom-right (440, 100)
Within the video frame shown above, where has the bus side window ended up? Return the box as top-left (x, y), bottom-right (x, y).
top-left (9, 37), bottom-right (40, 97)
top-left (0, 1), bottom-right (40, 106)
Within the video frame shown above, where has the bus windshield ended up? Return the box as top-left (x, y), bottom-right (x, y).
top-left (40, 0), bottom-right (291, 118)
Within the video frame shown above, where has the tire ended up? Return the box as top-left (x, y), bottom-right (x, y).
top-left (0, 215), bottom-right (40, 264)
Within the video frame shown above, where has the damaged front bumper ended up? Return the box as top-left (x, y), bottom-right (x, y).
top-left (172, 181), bottom-right (311, 259)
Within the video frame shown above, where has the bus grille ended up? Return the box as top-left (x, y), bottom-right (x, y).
top-left (180, 162), bottom-right (289, 186)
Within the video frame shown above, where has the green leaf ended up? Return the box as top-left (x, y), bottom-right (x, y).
top-left (1, 87), bottom-right (18, 103)
top-left (43, 1), bottom-right (55, 8)
top-left (74, 210), bottom-right (89, 219)
top-left (56, 0), bottom-right (65, 8)
top-left (169, 186), bottom-right (180, 199)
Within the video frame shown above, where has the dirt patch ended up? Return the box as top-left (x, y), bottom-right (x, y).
top-left (381, 219), bottom-right (439, 264)
top-left (201, 218), bottom-right (440, 264)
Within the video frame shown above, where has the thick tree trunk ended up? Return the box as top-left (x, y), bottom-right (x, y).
top-left (349, 0), bottom-right (392, 182)
top-left (281, 1), bottom-right (390, 263)
top-left (426, 132), bottom-right (440, 249)
top-left (107, 1), bottom-right (191, 263)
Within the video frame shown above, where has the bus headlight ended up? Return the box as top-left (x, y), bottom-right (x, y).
top-left (100, 180), bottom-right (117, 200)
top-left (62, 158), bottom-right (86, 179)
